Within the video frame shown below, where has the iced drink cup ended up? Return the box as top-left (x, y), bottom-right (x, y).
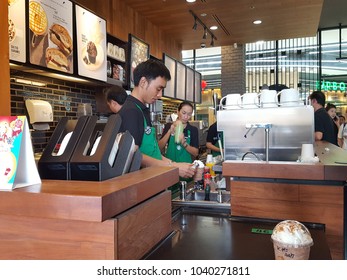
top-left (271, 220), bottom-right (313, 260)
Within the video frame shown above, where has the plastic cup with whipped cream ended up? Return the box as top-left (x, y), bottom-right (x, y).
top-left (271, 220), bottom-right (313, 260)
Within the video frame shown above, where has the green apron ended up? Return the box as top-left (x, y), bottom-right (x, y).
top-left (165, 129), bottom-right (192, 163)
top-left (135, 104), bottom-right (162, 160)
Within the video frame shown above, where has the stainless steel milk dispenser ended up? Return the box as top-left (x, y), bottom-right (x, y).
top-left (217, 105), bottom-right (314, 162)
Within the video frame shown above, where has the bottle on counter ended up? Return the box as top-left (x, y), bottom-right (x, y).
top-left (204, 172), bottom-right (211, 190)
top-left (205, 154), bottom-right (216, 176)
top-left (204, 184), bottom-right (211, 201)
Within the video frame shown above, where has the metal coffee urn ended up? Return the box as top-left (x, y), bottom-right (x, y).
top-left (149, 100), bottom-right (164, 139)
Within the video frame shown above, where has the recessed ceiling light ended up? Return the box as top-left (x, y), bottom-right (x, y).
top-left (253, 20), bottom-right (262, 25)
top-left (200, 13), bottom-right (207, 17)
top-left (210, 26), bottom-right (218, 30)
top-left (186, 0), bottom-right (196, 3)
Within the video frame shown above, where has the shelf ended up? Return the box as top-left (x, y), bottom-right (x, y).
top-left (106, 77), bottom-right (125, 87)
top-left (107, 55), bottom-right (126, 64)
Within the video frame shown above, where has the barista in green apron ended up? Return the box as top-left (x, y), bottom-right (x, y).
top-left (135, 104), bottom-right (162, 160)
top-left (206, 122), bottom-right (224, 157)
top-left (165, 130), bottom-right (192, 163)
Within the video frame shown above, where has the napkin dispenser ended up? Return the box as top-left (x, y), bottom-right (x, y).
top-left (25, 99), bottom-right (53, 130)
top-left (69, 114), bottom-right (138, 181)
top-left (38, 116), bottom-right (89, 180)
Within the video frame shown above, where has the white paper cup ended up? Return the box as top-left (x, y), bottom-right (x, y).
top-left (301, 144), bottom-right (314, 161)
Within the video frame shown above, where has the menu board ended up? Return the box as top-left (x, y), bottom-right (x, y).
top-left (186, 66), bottom-right (194, 102)
top-left (194, 71), bottom-right (202, 104)
top-left (75, 5), bottom-right (107, 82)
top-left (8, 0), bottom-right (26, 63)
top-left (176, 61), bottom-right (186, 100)
top-left (28, 0), bottom-right (73, 74)
top-left (163, 54), bottom-right (176, 98)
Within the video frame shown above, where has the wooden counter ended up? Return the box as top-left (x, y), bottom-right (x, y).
top-left (222, 142), bottom-right (346, 260)
top-left (0, 166), bottom-right (178, 259)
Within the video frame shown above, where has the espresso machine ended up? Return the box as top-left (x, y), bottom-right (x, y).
top-left (149, 100), bottom-right (163, 139)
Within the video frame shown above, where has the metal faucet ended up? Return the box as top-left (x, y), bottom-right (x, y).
top-left (244, 123), bottom-right (272, 162)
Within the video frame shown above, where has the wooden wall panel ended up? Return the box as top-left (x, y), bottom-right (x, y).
top-left (77, 0), bottom-right (181, 59)
top-left (232, 181), bottom-right (299, 201)
top-left (0, 214), bottom-right (116, 260)
top-left (117, 191), bottom-right (172, 260)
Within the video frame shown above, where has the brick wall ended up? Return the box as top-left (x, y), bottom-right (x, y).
top-left (10, 70), bottom-right (99, 153)
top-left (221, 44), bottom-right (246, 96)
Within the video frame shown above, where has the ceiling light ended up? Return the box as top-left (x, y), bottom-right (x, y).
top-left (253, 20), bottom-right (262, 25)
top-left (210, 26), bottom-right (218, 30)
top-left (202, 27), bottom-right (207, 39)
top-left (186, 0), bottom-right (196, 2)
top-left (189, 10), bottom-right (217, 48)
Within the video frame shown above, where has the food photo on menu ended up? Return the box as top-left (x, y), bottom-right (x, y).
top-left (75, 5), bottom-right (107, 82)
top-left (28, 0), bottom-right (73, 74)
top-left (8, 0), bottom-right (26, 63)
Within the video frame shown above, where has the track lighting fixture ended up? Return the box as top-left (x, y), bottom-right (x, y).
top-left (189, 10), bottom-right (217, 47)
top-left (192, 16), bottom-right (198, 30)
top-left (202, 27), bottom-right (207, 39)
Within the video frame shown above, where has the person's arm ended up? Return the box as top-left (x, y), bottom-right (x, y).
top-left (181, 137), bottom-right (199, 158)
top-left (181, 126), bottom-right (199, 158)
top-left (338, 124), bottom-right (344, 147)
top-left (140, 150), bottom-right (195, 178)
top-left (206, 141), bottom-right (220, 153)
top-left (158, 123), bottom-right (173, 151)
top-left (315, 131), bottom-right (323, 141)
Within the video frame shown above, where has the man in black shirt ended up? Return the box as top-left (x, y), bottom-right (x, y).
top-left (309, 91), bottom-right (337, 145)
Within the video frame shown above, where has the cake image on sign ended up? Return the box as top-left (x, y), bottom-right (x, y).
top-left (8, 18), bottom-right (16, 43)
top-left (49, 24), bottom-right (73, 56)
top-left (46, 48), bottom-right (69, 72)
top-left (82, 41), bottom-right (104, 71)
top-left (87, 41), bottom-right (97, 64)
top-left (271, 220), bottom-right (314, 260)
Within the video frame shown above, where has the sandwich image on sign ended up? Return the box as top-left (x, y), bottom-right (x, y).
top-left (49, 24), bottom-right (73, 56)
top-left (45, 48), bottom-right (69, 72)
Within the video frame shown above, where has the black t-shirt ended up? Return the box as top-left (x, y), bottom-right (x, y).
top-left (161, 122), bottom-right (199, 149)
top-left (118, 95), bottom-right (151, 146)
top-left (206, 122), bottom-right (222, 145)
top-left (314, 108), bottom-right (337, 145)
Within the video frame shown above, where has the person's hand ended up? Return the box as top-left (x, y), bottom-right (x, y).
top-left (173, 162), bottom-right (195, 178)
top-left (169, 123), bottom-right (176, 135)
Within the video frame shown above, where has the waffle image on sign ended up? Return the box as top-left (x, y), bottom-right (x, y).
top-left (29, 1), bottom-right (47, 36)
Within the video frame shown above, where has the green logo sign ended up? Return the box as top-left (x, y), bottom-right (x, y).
top-left (316, 80), bottom-right (346, 92)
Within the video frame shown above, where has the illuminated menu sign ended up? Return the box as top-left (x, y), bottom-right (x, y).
top-left (28, 0), bottom-right (74, 74)
top-left (75, 5), bottom-right (107, 82)
top-left (8, 0), bottom-right (26, 62)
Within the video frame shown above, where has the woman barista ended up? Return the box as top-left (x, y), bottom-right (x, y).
top-left (158, 101), bottom-right (199, 163)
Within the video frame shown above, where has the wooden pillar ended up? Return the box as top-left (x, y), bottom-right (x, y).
top-left (0, 0), bottom-right (11, 115)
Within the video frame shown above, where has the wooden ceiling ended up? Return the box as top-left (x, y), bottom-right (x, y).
top-left (122, 0), bottom-right (324, 50)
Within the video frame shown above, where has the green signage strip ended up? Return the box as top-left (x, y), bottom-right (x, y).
top-left (251, 228), bottom-right (273, 235)
top-left (317, 80), bottom-right (346, 92)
